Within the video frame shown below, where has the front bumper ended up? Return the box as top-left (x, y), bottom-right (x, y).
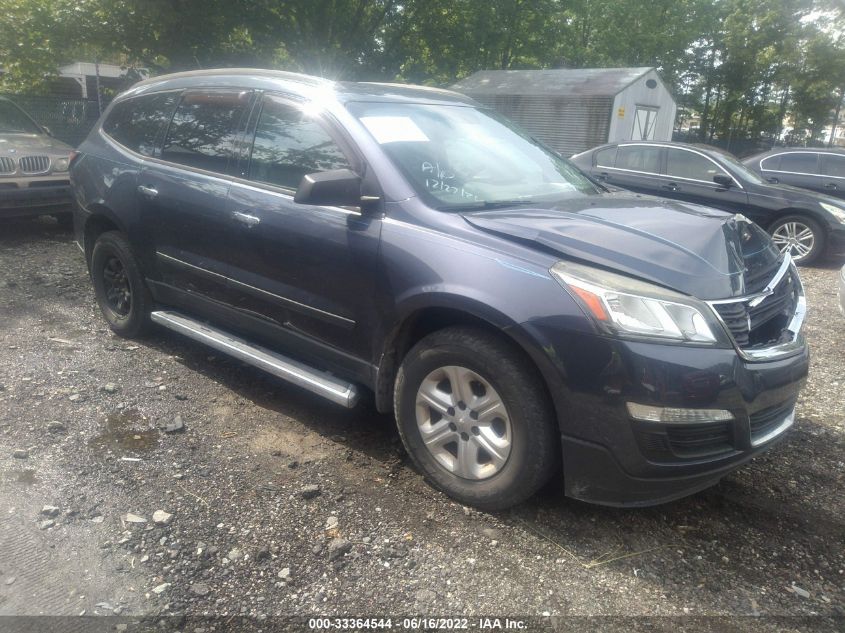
top-left (0, 182), bottom-right (73, 217)
top-left (516, 322), bottom-right (809, 506)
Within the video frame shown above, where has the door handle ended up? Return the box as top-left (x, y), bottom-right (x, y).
top-left (596, 172), bottom-right (609, 181)
top-left (137, 185), bottom-right (158, 199)
top-left (661, 182), bottom-right (678, 191)
top-left (232, 211), bottom-right (261, 227)
top-left (824, 182), bottom-right (837, 189)
top-left (767, 177), bottom-right (779, 184)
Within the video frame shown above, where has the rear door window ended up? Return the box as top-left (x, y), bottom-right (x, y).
top-left (103, 92), bottom-right (179, 156)
top-left (161, 90), bottom-right (251, 174)
top-left (821, 154), bottom-right (845, 178)
top-left (665, 148), bottom-right (728, 182)
top-left (246, 96), bottom-right (351, 190)
top-left (778, 152), bottom-right (819, 175)
top-left (615, 145), bottom-right (661, 173)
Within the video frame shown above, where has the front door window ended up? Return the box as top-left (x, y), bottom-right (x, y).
top-left (665, 148), bottom-right (729, 183)
top-left (247, 96), bottom-right (351, 190)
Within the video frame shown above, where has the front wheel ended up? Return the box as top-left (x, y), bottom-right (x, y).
top-left (394, 327), bottom-right (559, 510)
top-left (768, 215), bottom-right (825, 266)
top-left (90, 231), bottom-right (152, 338)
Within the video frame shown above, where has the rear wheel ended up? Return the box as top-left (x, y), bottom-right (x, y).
top-left (90, 231), bottom-right (152, 338)
top-left (768, 215), bottom-right (825, 266)
top-left (394, 326), bottom-right (558, 510)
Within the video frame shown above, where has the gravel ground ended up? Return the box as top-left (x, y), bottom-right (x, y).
top-left (0, 217), bottom-right (843, 631)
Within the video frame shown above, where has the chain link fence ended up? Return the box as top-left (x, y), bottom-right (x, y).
top-left (1, 95), bottom-right (106, 147)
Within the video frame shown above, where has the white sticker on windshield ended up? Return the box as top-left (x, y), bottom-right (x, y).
top-left (360, 116), bottom-right (429, 144)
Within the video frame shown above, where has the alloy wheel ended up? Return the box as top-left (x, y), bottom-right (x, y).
top-left (414, 365), bottom-right (512, 480)
top-left (102, 255), bottom-right (132, 316)
top-left (771, 221), bottom-right (815, 261)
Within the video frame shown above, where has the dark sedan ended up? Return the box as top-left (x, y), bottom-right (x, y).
top-left (742, 147), bottom-right (845, 201)
top-left (571, 141), bottom-right (845, 265)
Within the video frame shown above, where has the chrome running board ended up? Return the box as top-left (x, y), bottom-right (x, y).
top-left (150, 310), bottom-right (359, 408)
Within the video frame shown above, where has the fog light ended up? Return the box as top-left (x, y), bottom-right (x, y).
top-left (626, 402), bottom-right (734, 424)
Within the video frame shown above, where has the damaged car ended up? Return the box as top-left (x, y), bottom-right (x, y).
top-left (70, 70), bottom-right (809, 509)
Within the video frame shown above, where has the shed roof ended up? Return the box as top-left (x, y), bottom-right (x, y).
top-left (451, 67), bottom-right (657, 97)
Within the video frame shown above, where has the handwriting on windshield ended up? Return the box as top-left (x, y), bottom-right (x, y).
top-left (422, 161), bottom-right (478, 200)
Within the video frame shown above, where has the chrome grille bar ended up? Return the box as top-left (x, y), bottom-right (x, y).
top-left (19, 155), bottom-right (50, 174)
top-left (0, 156), bottom-right (15, 174)
top-left (707, 255), bottom-right (806, 362)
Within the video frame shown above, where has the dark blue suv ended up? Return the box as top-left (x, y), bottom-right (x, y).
top-left (70, 69), bottom-right (809, 509)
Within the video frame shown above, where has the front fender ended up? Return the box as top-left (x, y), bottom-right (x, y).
top-left (372, 213), bottom-right (592, 419)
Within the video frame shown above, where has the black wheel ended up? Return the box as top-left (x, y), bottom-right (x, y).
top-left (394, 326), bottom-right (558, 510)
top-left (90, 231), bottom-right (152, 338)
top-left (768, 215), bottom-right (825, 266)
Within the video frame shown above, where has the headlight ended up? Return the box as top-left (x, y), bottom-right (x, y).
top-left (821, 202), bottom-right (845, 223)
top-left (53, 157), bottom-right (69, 172)
top-left (550, 260), bottom-right (728, 345)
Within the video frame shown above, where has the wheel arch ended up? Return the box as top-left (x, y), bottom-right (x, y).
top-left (82, 204), bottom-right (125, 265)
top-left (763, 207), bottom-right (827, 232)
top-left (374, 298), bottom-right (568, 446)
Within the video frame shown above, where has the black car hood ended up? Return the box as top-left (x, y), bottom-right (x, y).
top-left (462, 192), bottom-right (781, 300)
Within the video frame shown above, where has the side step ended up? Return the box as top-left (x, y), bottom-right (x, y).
top-left (150, 310), bottom-right (359, 408)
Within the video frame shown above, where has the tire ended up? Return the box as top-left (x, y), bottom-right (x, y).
top-left (768, 215), bottom-right (826, 266)
top-left (394, 326), bottom-right (558, 510)
top-left (90, 231), bottom-right (152, 338)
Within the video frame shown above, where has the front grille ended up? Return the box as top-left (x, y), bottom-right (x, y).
top-left (18, 155), bottom-right (50, 174)
top-left (0, 156), bottom-right (15, 174)
top-left (712, 263), bottom-right (800, 349)
top-left (750, 399), bottom-right (795, 443)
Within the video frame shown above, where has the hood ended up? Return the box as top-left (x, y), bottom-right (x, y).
top-left (0, 133), bottom-right (73, 154)
top-left (462, 192), bottom-right (781, 300)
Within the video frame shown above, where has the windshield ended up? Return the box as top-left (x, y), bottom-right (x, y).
top-left (0, 100), bottom-right (42, 134)
top-left (346, 101), bottom-right (601, 209)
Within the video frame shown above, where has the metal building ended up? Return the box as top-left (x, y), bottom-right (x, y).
top-left (451, 67), bottom-right (677, 157)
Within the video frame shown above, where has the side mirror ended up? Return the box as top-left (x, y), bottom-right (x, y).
top-left (41, 125), bottom-right (53, 137)
top-left (294, 169), bottom-right (365, 207)
top-left (713, 174), bottom-right (733, 187)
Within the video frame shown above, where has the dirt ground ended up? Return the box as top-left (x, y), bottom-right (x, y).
top-left (1, 217), bottom-right (843, 632)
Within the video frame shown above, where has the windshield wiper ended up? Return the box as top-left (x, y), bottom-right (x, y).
top-left (438, 200), bottom-right (538, 212)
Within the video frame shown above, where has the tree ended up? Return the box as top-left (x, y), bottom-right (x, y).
top-left (2, 0), bottom-right (844, 151)
top-left (790, 32), bottom-right (845, 143)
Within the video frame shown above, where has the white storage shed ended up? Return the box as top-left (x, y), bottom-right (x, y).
top-left (451, 67), bottom-right (677, 156)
